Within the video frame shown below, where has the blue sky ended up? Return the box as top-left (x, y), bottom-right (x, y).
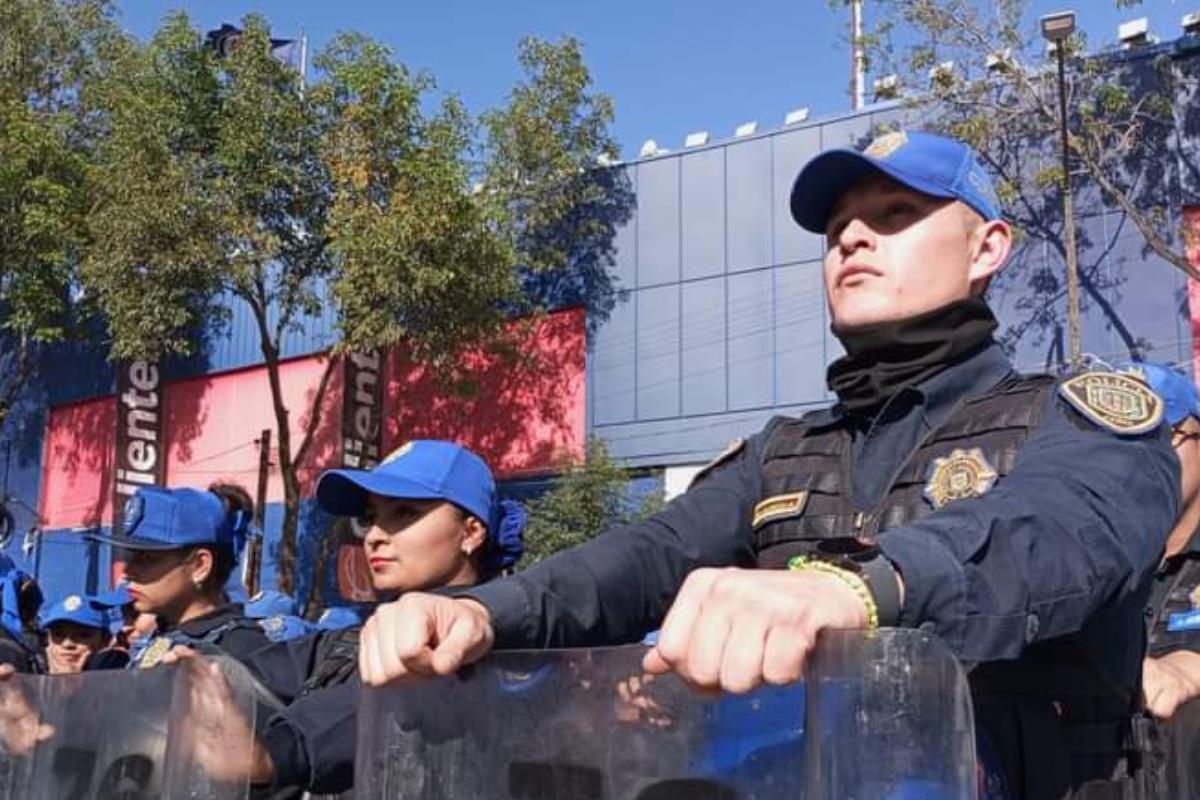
top-left (115, 1), bottom-right (1193, 159)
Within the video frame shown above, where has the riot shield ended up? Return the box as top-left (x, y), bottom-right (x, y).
top-left (0, 657), bottom-right (270, 799)
top-left (355, 629), bottom-right (977, 799)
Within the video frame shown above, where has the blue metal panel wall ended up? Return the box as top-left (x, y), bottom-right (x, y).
top-left (593, 91), bottom-right (1194, 467)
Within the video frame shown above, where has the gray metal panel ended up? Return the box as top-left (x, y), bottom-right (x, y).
top-left (636, 284), bottom-right (681, 419)
top-left (611, 165), bottom-right (638, 290)
top-left (681, 278), bottom-right (727, 415)
top-left (636, 157), bottom-right (681, 287)
top-left (772, 127), bottom-right (824, 265)
top-left (592, 296), bottom-right (637, 425)
top-left (775, 260), bottom-right (829, 405)
top-left (681, 149), bottom-right (726, 280)
top-left (820, 113), bottom-right (874, 151)
top-left (595, 402), bottom-right (829, 467)
top-left (726, 137), bottom-right (773, 272)
top-left (727, 269), bottom-right (774, 410)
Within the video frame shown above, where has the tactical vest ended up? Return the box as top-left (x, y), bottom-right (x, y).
top-left (129, 617), bottom-right (261, 669)
top-left (754, 372), bottom-right (1055, 567)
top-left (301, 626), bottom-right (361, 694)
top-left (752, 371), bottom-right (1161, 798)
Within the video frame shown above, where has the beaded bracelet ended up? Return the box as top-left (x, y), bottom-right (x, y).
top-left (786, 555), bottom-right (880, 631)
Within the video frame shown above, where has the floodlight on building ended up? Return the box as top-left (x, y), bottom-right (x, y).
top-left (639, 139), bottom-right (659, 158)
top-left (986, 49), bottom-right (1014, 73)
top-left (1184, 12), bottom-right (1200, 35)
top-left (734, 121), bottom-right (758, 138)
top-left (1117, 17), bottom-right (1154, 47)
top-left (1040, 11), bottom-right (1076, 43)
top-left (873, 73), bottom-right (901, 100)
top-left (684, 131), bottom-right (710, 148)
top-left (784, 107), bottom-right (810, 126)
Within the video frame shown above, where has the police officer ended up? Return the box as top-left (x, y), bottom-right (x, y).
top-left (161, 440), bottom-right (527, 795)
top-left (90, 486), bottom-right (272, 667)
top-left (38, 594), bottom-right (113, 674)
top-left (0, 556), bottom-right (42, 673)
top-left (1129, 362), bottom-right (1200, 719)
top-left (357, 131), bottom-right (1180, 800)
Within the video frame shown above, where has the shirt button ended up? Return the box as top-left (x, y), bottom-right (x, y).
top-left (1024, 613), bottom-right (1040, 643)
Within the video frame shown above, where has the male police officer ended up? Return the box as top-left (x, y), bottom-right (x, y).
top-left (357, 131), bottom-right (1180, 800)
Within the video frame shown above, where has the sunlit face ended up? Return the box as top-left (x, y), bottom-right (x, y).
top-left (122, 548), bottom-right (207, 619)
top-left (823, 174), bottom-right (1003, 330)
top-left (45, 622), bottom-right (110, 675)
top-left (359, 495), bottom-right (485, 593)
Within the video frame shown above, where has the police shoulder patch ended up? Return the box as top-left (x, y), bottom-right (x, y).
top-left (688, 438), bottom-right (746, 489)
top-left (1058, 371), bottom-right (1164, 435)
top-left (260, 615), bottom-right (287, 640)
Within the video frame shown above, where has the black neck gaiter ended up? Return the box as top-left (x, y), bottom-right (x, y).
top-left (826, 296), bottom-right (999, 414)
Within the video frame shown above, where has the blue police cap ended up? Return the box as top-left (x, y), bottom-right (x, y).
top-left (90, 486), bottom-right (237, 551)
top-left (244, 590), bottom-right (299, 619)
top-left (790, 130), bottom-right (1002, 233)
top-left (1117, 361), bottom-right (1200, 426)
top-left (38, 594), bottom-right (111, 632)
top-left (316, 440), bottom-right (496, 526)
top-left (315, 606), bottom-right (361, 631)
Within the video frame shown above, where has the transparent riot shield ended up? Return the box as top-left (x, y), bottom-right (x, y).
top-left (355, 629), bottom-right (977, 800)
top-left (0, 657), bottom-right (271, 799)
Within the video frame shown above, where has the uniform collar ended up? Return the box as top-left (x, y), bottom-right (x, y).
top-left (173, 603), bottom-right (245, 637)
top-left (1158, 526), bottom-right (1200, 578)
top-left (811, 339), bottom-right (1015, 429)
top-left (915, 340), bottom-right (1015, 430)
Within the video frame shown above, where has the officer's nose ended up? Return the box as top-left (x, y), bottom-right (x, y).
top-left (836, 216), bottom-right (875, 255)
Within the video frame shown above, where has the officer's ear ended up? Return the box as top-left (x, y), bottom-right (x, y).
top-left (460, 515), bottom-right (487, 559)
top-left (965, 208), bottom-right (1011, 291)
top-left (187, 547), bottom-right (215, 587)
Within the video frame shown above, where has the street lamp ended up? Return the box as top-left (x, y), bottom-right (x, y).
top-left (1040, 10), bottom-right (1082, 371)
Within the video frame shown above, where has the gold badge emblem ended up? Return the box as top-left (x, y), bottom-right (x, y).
top-left (864, 130), bottom-right (909, 159)
top-left (752, 492), bottom-right (810, 528)
top-left (63, 595), bottom-right (82, 612)
top-left (138, 636), bottom-right (172, 669)
top-left (381, 441), bottom-right (414, 465)
top-left (1058, 372), bottom-right (1163, 435)
top-left (924, 448), bottom-right (998, 509)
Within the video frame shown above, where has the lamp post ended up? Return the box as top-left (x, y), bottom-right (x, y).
top-left (1040, 10), bottom-right (1081, 371)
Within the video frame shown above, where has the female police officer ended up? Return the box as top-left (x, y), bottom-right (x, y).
top-left (163, 439), bottom-right (526, 794)
top-left (90, 485), bottom-right (271, 668)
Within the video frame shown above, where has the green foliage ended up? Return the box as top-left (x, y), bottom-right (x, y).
top-left (72, 12), bottom-right (622, 589)
top-left (857, 0), bottom-right (1198, 359)
top-left (520, 439), bottom-right (663, 568)
top-left (0, 0), bottom-right (113, 425)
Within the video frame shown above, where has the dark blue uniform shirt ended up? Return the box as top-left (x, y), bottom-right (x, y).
top-left (464, 341), bottom-right (1180, 684)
